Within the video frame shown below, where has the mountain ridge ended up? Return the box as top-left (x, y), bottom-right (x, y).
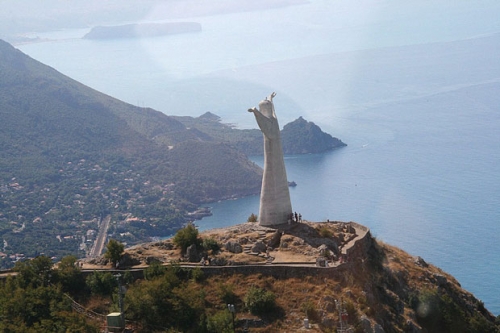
top-left (0, 39), bottom-right (262, 264)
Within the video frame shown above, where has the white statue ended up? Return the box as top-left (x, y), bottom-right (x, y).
top-left (248, 92), bottom-right (293, 226)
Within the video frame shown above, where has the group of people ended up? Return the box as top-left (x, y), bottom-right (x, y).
top-left (288, 212), bottom-right (302, 224)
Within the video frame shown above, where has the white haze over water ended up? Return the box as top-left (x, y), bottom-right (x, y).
top-left (16, 0), bottom-right (500, 314)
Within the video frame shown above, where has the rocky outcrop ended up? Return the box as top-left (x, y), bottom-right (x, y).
top-left (251, 241), bottom-right (267, 254)
top-left (360, 316), bottom-right (387, 333)
top-left (225, 241), bottom-right (243, 254)
top-left (267, 230), bottom-right (282, 248)
top-left (186, 244), bottom-right (200, 262)
top-left (281, 116), bottom-right (346, 154)
top-left (118, 253), bottom-right (141, 268)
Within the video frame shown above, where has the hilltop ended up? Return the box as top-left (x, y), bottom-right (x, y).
top-left (79, 221), bottom-right (499, 332)
top-left (0, 39), bottom-right (345, 267)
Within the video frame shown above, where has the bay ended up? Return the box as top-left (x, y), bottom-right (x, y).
top-left (16, 0), bottom-right (500, 314)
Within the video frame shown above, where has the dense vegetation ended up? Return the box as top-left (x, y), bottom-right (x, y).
top-left (0, 256), bottom-right (98, 332)
top-left (0, 39), bottom-right (261, 266)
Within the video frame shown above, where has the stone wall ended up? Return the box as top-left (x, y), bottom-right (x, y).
top-left (194, 262), bottom-right (355, 280)
top-left (78, 224), bottom-right (374, 281)
top-left (343, 222), bottom-right (373, 261)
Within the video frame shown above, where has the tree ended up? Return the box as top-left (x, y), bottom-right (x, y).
top-left (0, 271), bottom-right (98, 331)
top-left (105, 239), bottom-right (124, 267)
top-left (247, 213), bottom-right (258, 222)
top-left (124, 271), bottom-right (204, 331)
top-left (173, 223), bottom-right (200, 254)
top-left (144, 261), bottom-right (166, 280)
top-left (54, 255), bottom-right (85, 294)
top-left (86, 271), bottom-right (117, 296)
top-left (202, 237), bottom-right (220, 254)
top-left (14, 255), bottom-right (53, 288)
top-left (206, 310), bottom-right (233, 333)
top-left (244, 286), bottom-right (276, 315)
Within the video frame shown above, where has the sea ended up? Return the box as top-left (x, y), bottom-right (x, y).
top-left (15, 0), bottom-right (500, 314)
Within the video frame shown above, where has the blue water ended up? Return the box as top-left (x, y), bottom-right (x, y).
top-left (16, 0), bottom-right (500, 314)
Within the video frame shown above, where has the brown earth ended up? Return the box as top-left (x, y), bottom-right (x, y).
top-left (82, 221), bottom-right (364, 269)
top-left (80, 221), bottom-right (498, 332)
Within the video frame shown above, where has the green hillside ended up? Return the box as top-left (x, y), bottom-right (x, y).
top-left (0, 39), bottom-right (261, 266)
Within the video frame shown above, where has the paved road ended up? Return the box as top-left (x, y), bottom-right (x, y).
top-left (89, 215), bottom-right (111, 258)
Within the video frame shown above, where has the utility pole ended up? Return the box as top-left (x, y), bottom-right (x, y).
top-left (335, 298), bottom-right (348, 333)
top-left (115, 273), bottom-right (124, 328)
top-left (227, 303), bottom-right (236, 332)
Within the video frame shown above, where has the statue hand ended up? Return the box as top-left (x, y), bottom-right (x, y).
top-left (248, 107), bottom-right (258, 113)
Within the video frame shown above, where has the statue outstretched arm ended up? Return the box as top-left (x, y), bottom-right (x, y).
top-left (248, 92), bottom-right (280, 138)
top-left (248, 106), bottom-right (278, 139)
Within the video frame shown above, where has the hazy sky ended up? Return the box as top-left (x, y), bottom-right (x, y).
top-left (0, 0), bottom-right (307, 39)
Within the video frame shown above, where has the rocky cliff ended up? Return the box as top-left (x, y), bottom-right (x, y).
top-left (281, 116), bottom-right (346, 154)
top-left (86, 221), bottom-right (499, 332)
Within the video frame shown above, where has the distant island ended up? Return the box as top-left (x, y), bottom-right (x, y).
top-left (83, 22), bottom-right (202, 40)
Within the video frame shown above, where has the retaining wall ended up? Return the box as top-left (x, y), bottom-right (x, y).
top-left (80, 223), bottom-right (373, 280)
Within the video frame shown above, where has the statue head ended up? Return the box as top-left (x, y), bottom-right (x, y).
top-left (258, 98), bottom-right (274, 118)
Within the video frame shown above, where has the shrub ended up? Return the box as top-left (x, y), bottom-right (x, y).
top-left (318, 226), bottom-right (333, 238)
top-left (412, 288), bottom-right (471, 332)
top-left (344, 300), bottom-right (360, 326)
top-left (218, 283), bottom-right (237, 304)
top-left (104, 239), bottom-right (124, 267)
top-left (191, 267), bottom-right (205, 282)
top-left (86, 271), bottom-right (117, 296)
top-left (14, 255), bottom-right (54, 288)
top-left (124, 272), bottom-right (202, 331)
top-left (202, 237), bottom-right (220, 254)
top-left (244, 286), bottom-right (276, 315)
top-left (206, 310), bottom-right (233, 333)
top-left (247, 213), bottom-right (258, 222)
top-left (123, 270), bottom-right (135, 285)
top-left (144, 261), bottom-right (166, 280)
top-left (173, 223), bottom-right (200, 254)
top-left (469, 315), bottom-right (499, 333)
top-left (301, 300), bottom-right (320, 322)
top-left (54, 255), bottom-right (85, 293)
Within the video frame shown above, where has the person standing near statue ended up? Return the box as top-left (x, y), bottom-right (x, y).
top-left (248, 92), bottom-right (293, 226)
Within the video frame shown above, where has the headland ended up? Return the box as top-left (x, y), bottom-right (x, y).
top-left (80, 221), bottom-right (498, 332)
